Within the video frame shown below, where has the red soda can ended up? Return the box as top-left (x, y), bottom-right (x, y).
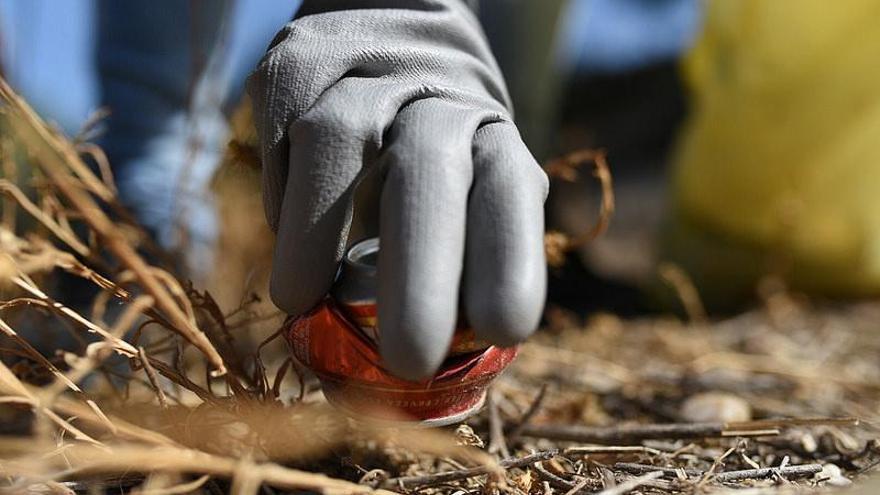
top-left (284, 238), bottom-right (518, 426)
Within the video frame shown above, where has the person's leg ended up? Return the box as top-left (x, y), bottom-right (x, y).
top-left (97, 0), bottom-right (296, 282)
top-left (96, 0), bottom-right (236, 282)
top-left (0, 1), bottom-right (102, 340)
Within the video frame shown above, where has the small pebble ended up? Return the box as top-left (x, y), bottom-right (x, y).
top-left (800, 433), bottom-right (818, 453)
top-left (818, 463), bottom-right (852, 487)
top-left (680, 392), bottom-right (752, 423)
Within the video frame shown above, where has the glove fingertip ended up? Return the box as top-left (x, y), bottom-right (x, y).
top-left (378, 295), bottom-right (456, 381)
top-left (379, 340), bottom-right (446, 382)
top-left (466, 274), bottom-right (545, 347)
top-left (268, 264), bottom-right (329, 317)
top-left (269, 225), bottom-right (342, 316)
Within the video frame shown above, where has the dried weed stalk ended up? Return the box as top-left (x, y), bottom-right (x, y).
top-left (0, 77), bottom-right (495, 493)
top-left (543, 149), bottom-right (615, 267)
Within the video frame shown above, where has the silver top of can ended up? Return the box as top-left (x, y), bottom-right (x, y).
top-left (345, 237), bottom-right (378, 274)
top-left (333, 237), bottom-right (379, 305)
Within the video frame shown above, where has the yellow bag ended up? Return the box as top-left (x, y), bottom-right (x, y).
top-left (661, 0), bottom-right (880, 306)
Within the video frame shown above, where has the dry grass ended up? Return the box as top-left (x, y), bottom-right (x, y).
top-left (0, 75), bottom-right (878, 494)
top-left (543, 149), bottom-right (614, 268)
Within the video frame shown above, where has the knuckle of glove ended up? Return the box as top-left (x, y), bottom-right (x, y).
top-left (531, 160), bottom-right (551, 201)
top-left (250, 2), bottom-right (513, 127)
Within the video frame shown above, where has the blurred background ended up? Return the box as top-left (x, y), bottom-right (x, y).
top-left (2, 0), bottom-right (879, 318)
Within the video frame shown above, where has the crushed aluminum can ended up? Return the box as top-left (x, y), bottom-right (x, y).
top-left (284, 237), bottom-right (518, 426)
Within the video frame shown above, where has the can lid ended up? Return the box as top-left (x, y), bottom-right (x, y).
top-left (333, 238), bottom-right (380, 306)
top-left (345, 237), bottom-right (379, 275)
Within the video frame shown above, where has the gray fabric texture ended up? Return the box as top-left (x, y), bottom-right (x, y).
top-left (248, 0), bottom-right (547, 379)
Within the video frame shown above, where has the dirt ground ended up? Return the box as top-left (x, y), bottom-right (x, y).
top-left (483, 295), bottom-right (880, 493)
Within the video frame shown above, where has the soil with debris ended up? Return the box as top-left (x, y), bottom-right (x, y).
top-left (468, 298), bottom-right (880, 493)
top-left (296, 295), bottom-right (876, 495)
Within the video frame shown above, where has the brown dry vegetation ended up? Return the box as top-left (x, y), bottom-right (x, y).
top-left (0, 76), bottom-right (878, 494)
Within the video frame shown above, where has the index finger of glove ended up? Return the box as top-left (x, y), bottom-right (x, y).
top-left (377, 99), bottom-right (500, 380)
top-left (270, 79), bottom-right (417, 316)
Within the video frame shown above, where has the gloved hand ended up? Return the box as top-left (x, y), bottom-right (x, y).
top-left (248, 0), bottom-right (548, 380)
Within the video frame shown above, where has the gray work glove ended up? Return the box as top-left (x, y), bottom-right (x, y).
top-left (248, 0), bottom-right (548, 380)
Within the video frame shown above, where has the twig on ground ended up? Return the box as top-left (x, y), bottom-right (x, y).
top-left (563, 446), bottom-right (663, 457)
top-left (729, 417), bottom-right (860, 429)
top-left (561, 477), bottom-right (590, 495)
top-left (714, 465), bottom-right (823, 483)
top-left (487, 388), bottom-right (510, 458)
top-left (383, 450), bottom-right (559, 489)
top-left (694, 443), bottom-right (739, 491)
top-left (532, 461), bottom-right (577, 491)
top-left (614, 463), bottom-right (702, 478)
top-left (507, 382), bottom-right (548, 441)
top-left (518, 422), bottom-right (780, 444)
top-left (614, 462), bottom-right (823, 483)
top-left (596, 471), bottom-right (664, 495)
